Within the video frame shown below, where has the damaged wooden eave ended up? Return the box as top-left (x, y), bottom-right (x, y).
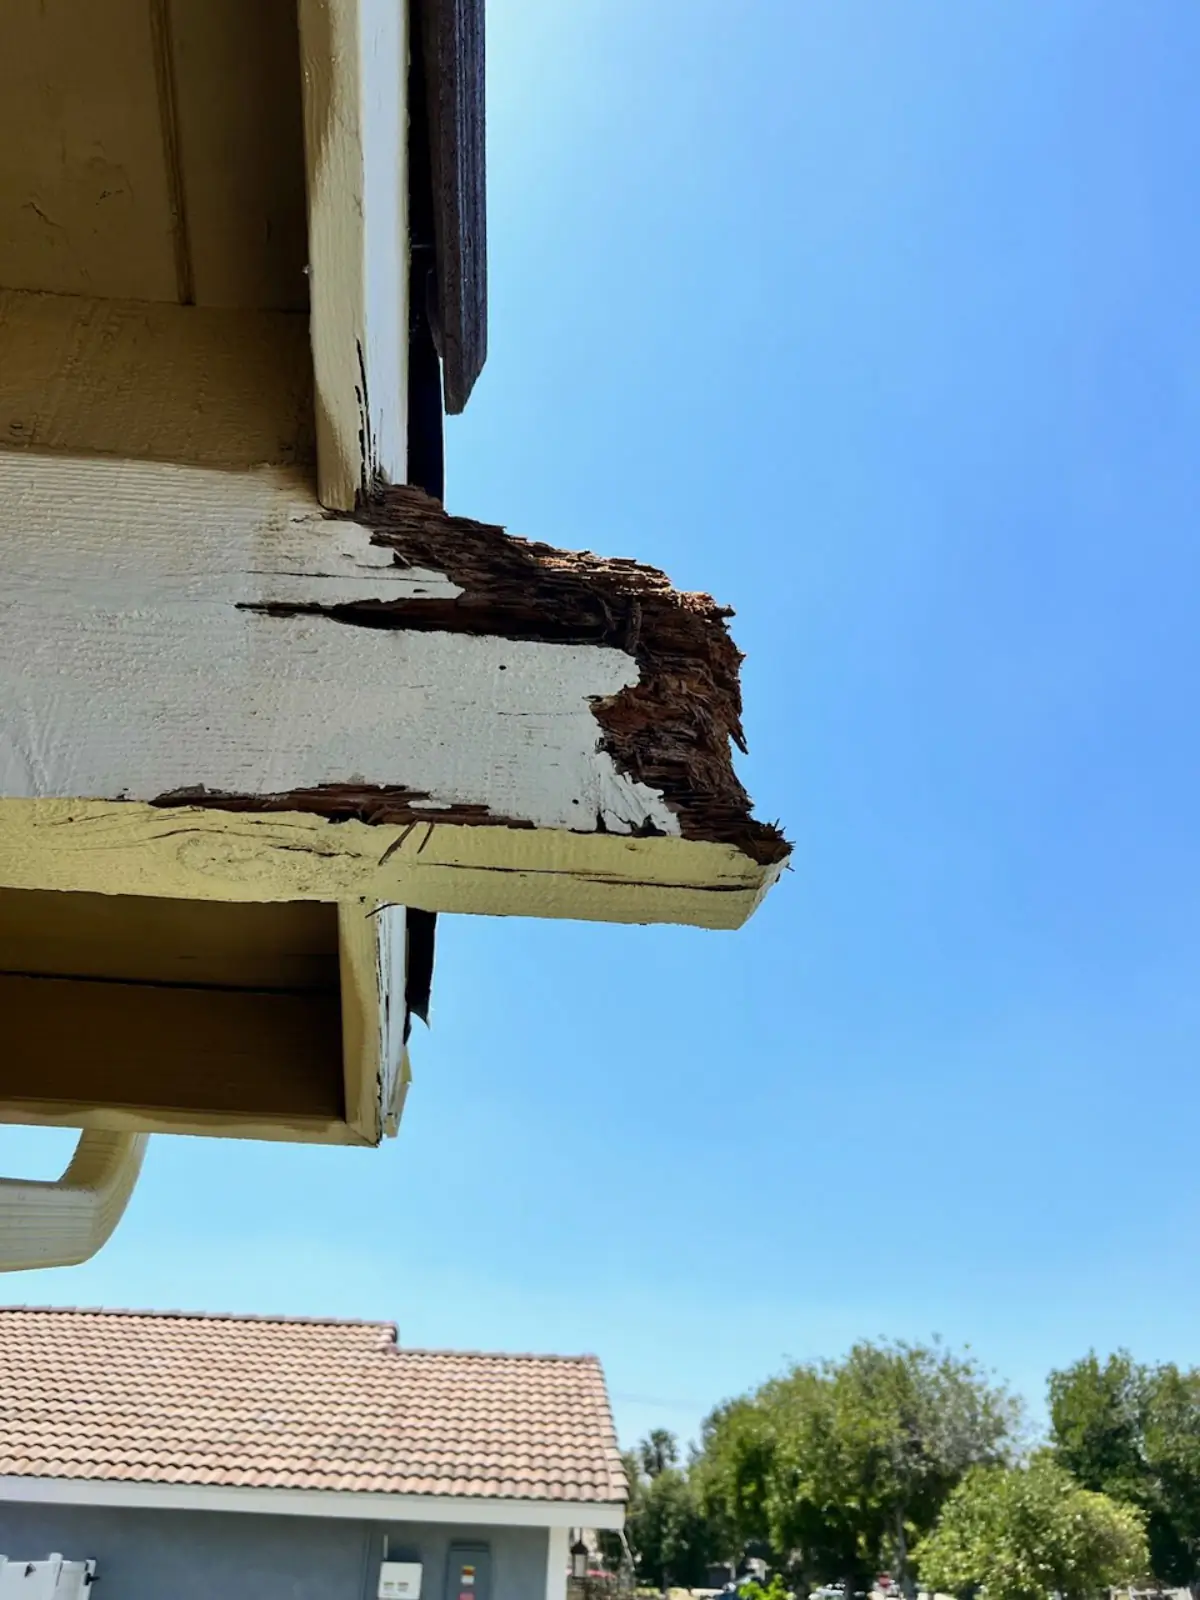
top-left (0, 453), bottom-right (788, 929)
top-left (0, 808), bottom-right (779, 931)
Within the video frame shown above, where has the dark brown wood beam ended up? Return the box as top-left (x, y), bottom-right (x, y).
top-left (416, 0), bottom-right (487, 414)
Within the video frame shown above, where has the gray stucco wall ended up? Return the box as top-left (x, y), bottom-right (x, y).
top-left (0, 1501), bottom-right (550, 1600)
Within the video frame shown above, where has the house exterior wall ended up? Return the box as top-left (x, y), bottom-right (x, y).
top-left (0, 1501), bottom-right (551, 1600)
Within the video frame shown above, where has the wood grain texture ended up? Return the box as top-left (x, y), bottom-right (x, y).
top-left (0, 801), bottom-right (780, 931)
top-left (338, 900), bottom-right (380, 1142)
top-left (167, 0), bottom-right (310, 310)
top-left (0, 451), bottom-right (785, 927)
top-left (417, 0), bottom-right (487, 412)
top-left (348, 488), bottom-right (788, 865)
top-left (0, 454), bottom-right (676, 836)
top-left (337, 900), bottom-right (408, 1146)
top-left (0, 291), bottom-right (314, 467)
top-left (0, 0), bottom-right (178, 301)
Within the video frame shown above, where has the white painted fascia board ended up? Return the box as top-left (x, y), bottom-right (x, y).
top-left (298, 0), bottom-right (409, 509)
top-left (0, 454), bottom-right (785, 929)
top-left (0, 454), bottom-right (676, 839)
top-left (0, 1477), bottom-right (626, 1531)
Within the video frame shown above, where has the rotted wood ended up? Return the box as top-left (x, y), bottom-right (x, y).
top-left (202, 484), bottom-right (787, 867)
top-left (0, 453), bottom-right (786, 928)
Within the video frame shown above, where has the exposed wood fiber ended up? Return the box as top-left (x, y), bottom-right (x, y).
top-left (242, 486), bottom-right (788, 867)
top-left (0, 797), bottom-right (777, 930)
top-left (152, 785), bottom-right (532, 831)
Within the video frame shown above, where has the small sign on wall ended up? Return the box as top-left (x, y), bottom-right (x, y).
top-left (446, 1542), bottom-right (491, 1600)
top-left (380, 1561), bottom-right (424, 1600)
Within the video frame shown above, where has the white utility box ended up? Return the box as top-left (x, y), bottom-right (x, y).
top-left (0, 1555), bottom-right (96, 1597)
top-left (379, 1561), bottom-right (424, 1600)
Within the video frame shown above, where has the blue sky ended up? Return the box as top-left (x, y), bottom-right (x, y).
top-left (4, 0), bottom-right (1200, 1450)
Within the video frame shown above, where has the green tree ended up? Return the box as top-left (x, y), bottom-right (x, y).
top-left (757, 1359), bottom-right (874, 1595)
top-left (1143, 1364), bottom-right (1200, 1593)
top-left (738, 1579), bottom-right (791, 1600)
top-left (641, 1429), bottom-right (681, 1479)
top-left (1048, 1352), bottom-right (1148, 1505)
top-left (918, 1457), bottom-right (1148, 1600)
top-left (696, 1342), bottom-right (1019, 1597)
top-left (622, 1433), bottom-right (712, 1592)
top-left (695, 1397), bottom-right (778, 1559)
top-left (597, 1452), bottom-right (640, 1576)
top-left (1049, 1351), bottom-right (1200, 1589)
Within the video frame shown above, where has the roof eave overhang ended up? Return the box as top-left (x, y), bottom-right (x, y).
top-left (0, 1474), bottom-right (626, 1530)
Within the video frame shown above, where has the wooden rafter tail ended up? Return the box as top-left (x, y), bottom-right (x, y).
top-left (0, 455), bottom-right (787, 930)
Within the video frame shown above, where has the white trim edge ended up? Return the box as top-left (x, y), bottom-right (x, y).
top-left (546, 1526), bottom-right (569, 1600)
top-left (359, 0), bottom-right (408, 488)
top-left (297, 0), bottom-right (409, 509)
top-left (0, 1477), bottom-right (625, 1531)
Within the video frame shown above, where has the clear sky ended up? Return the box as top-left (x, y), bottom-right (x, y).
top-left (4, 0), bottom-right (1200, 1452)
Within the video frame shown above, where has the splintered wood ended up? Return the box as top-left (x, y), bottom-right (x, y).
top-left (0, 453), bottom-right (787, 929)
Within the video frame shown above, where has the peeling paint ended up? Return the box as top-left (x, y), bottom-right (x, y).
top-left (1, 454), bottom-right (787, 872)
top-left (347, 486), bottom-right (790, 866)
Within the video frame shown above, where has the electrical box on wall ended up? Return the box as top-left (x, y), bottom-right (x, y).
top-left (379, 1562), bottom-right (424, 1600)
top-left (0, 1554), bottom-right (96, 1597)
top-left (445, 1544), bottom-right (492, 1600)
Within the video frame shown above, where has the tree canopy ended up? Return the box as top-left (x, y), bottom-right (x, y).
top-left (918, 1457), bottom-right (1148, 1600)
top-left (1049, 1350), bottom-right (1200, 1588)
top-left (640, 1429), bottom-right (681, 1480)
top-left (620, 1434), bottom-right (713, 1591)
top-left (697, 1341), bottom-right (1020, 1594)
top-left (606, 1342), bottom-right (1200, 1598)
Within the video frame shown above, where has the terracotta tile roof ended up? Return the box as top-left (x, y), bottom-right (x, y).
top-left (0, 1307), bottom-right (627, 1504)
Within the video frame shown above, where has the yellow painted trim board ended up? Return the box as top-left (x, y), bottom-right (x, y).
top-left (0, 1098), bottom-right (372, 1148)
top-left (0, 800), bottom-right (782, 931)
top-left (338, 900), bottom-right (386, 1145)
